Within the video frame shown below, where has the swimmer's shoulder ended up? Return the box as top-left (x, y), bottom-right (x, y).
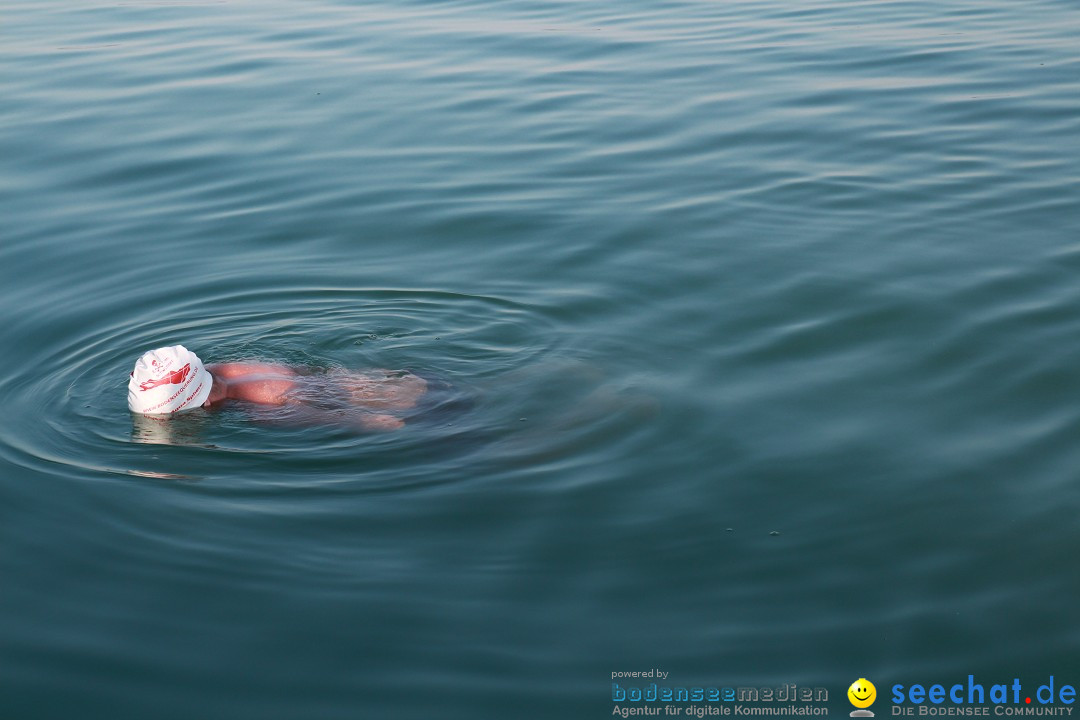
top-left (207, 362), bottom-right (299, 379)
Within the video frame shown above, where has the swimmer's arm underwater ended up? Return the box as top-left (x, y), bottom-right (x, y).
top-left (355, 413), bottom-right (404, 431)
top-left (203, 363), bottom-right (405, 430)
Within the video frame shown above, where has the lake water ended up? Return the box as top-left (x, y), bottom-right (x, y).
top-left (2, 0), bottom-right (1080, 717)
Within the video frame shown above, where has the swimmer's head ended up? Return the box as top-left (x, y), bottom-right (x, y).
top-left (127, 345), bottom-right (213, 415)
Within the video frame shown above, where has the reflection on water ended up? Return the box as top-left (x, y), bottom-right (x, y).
top-left (130, 412), bottom-right (210, 448)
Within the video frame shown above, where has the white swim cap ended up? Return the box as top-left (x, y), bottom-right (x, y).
top-left (127, 345), bottom-right (213, 415)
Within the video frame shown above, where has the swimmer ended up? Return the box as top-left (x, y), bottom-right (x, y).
top-left (127, 345), bottom-right (427, 431)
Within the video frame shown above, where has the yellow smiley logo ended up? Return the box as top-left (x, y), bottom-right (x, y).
top-left (848, 679), bottom-right (876, 709)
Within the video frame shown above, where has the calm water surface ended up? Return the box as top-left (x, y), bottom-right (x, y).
top-left (2, 0), bottom-right (1080, 717)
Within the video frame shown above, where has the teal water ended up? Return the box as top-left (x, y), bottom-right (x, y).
top-left (2, 0), bottom-right (1080, 717)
